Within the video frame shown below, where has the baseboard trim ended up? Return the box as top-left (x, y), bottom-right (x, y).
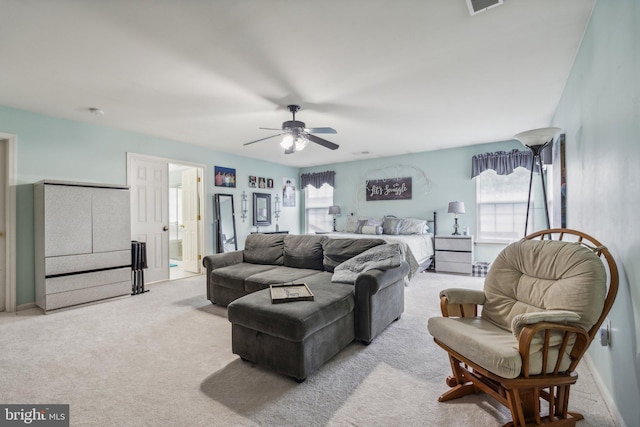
top-left (583, 354), bottom-right (626, 427)
top-left (16, 302), bottom-right (37, 311)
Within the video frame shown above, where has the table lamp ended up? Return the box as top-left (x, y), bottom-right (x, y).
top-left (328, 205), bottom-right (341, 232)
top-left (448, 201), bottom-right (465, 235)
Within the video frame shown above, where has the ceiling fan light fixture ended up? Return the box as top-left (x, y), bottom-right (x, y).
top-left (295, 136), bottom-right (309, 151)
top-left (280, 134), bottom-right (294, 150)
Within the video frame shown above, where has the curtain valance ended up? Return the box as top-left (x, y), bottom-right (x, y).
top-left (471, 149), bottom-right (532, 178)
top-left (300, 171), bottom-right (335, 189)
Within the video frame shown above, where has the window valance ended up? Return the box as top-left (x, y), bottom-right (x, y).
top-left (471, 149), bottom-right (532, 178)
top-left (301, 171), bottom-right (335, 189)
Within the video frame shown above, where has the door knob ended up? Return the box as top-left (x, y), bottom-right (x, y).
top-left (163, 226), bottom-right (169, 231)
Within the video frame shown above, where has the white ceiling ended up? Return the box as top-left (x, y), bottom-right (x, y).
top-left (0, 0), bottom-right (594, 168)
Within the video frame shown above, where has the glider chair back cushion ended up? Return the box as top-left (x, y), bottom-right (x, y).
top-left (479, 239), bottom-right (607, 377)
top-left (482, 239), bottom-right (607, 333)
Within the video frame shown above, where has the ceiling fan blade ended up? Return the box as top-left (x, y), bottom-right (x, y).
top-left (243, 133), bottom-right (284, 146)
top-left (305, 133), bottom-right (339, 150)
top-left (284, 146), bottom-right (295, 155)
top-left (259, 127), bottom-right (282, 131)
top-left (305, 127), bottom-right (337, 134)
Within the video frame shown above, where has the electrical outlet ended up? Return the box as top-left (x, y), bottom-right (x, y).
top-left (599, 318), bottom-right (611, 346)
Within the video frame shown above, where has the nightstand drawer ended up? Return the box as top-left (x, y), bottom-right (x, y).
top-left (436, 261), bottom-right (472, 275)
top-left (436, 250), bottom-right (472, 264)
top-left (435, 237), bottom-right (473, 251)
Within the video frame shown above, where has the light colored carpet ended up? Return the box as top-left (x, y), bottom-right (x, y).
top-left (0, 273), bottom-right (615, 426)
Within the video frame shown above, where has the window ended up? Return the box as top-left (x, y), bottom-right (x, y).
top-left (476, 167), bottom-right (530, 242)
top-left (305, 183), bottom-right (334, 234)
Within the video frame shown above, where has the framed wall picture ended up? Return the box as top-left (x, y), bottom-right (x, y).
top-left (258, 177), bottom-right (267, 189)
top-left (282, 177), bottom-right (296, 207)
top-left (249, 175), bottom-right (257, 188)
top-left (215, 166), bottom-right (236, 187)
top-left (253, 192), bottom-right (271, 226)
top-left (267, 178), bottom-right (274, 189)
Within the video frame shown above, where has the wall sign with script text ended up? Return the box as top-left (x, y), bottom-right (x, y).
top-left (366, 177), bottom-right (412, 201)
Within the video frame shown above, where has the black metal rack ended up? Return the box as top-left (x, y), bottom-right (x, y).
top-left (131, 241), bottom-right (148, 295)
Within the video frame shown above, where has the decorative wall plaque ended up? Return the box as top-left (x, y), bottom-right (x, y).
top-left (366, 177), bottom-right (412, 201)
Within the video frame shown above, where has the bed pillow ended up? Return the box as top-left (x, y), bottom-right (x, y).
top-left (361, 225), bottom-right (383, 235)
top-left (398, 218), bottom-right (427, 235)
top-left (366, 217), bottom-right (384, 227)
top-left (355, 219), bottom-right (368, 233)
top-left (344, 216), bottom-right (360, 233)
top-left (383, 217), bottom-right (402, 235)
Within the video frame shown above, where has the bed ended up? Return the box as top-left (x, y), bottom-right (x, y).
top-left (324, 212), bottom-right (436, 279)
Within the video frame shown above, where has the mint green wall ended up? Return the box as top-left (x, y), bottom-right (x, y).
top-left (301, 140), bottom-right (522, 262)
top-left (552, 1), bottom-right (640, 425)
top-left (0, 105), bottom-right (299, 306)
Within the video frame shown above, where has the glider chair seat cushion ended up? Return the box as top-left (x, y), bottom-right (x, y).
top-left (427, 229), bottom-right (618, 427)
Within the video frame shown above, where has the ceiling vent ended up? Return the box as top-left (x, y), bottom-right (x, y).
top-left (466, 0), bottom-right (503, 15)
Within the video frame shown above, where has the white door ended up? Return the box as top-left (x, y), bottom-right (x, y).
top-left (129, 156), bottom-right (169, 283)
top-left (0, 140), bottom-right (5, 311)
top-left (181, 168), bottom-right (200, 273)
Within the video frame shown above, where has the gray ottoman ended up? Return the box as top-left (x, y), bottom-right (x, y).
top-left (227, 279), bottom-right (356, 382)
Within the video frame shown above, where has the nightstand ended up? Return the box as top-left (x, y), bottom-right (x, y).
top-left (435, 235), bottom-right (473, 275)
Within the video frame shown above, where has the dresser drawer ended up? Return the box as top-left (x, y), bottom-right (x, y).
top-left (45, 267), bottom-right (131, 294)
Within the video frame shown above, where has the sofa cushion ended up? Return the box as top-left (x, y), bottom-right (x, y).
top-left (244, 266), bottom-right (322, 293)
top-left (284, 234), bottom-right (327, 270)
top-left (322, 238), bottom-right (385, 272)
top-left (228, 280), bottom-right (355, 342)
top-left (211, 263), bottom-right (279, 292)
top-left (243, 234), bottom-right (285, 265)
top-left (482, 239), bottom-right (607, 332)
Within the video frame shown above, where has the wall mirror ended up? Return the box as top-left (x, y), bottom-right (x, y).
top-left (214, 193), bottom-right (237, 253)
top-left (253, 192), bottom-right (271, 226)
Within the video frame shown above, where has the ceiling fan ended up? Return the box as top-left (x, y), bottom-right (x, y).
top-left (243, 105), bottom-right (339, 154)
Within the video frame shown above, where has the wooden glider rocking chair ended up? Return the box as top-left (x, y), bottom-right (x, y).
top-left (427, 229), bottom-right (618, 427)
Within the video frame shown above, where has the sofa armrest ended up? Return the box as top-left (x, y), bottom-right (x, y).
top-left (439, 288), bottom-right (485, 318)
top-left (354, 261), bottom-right (410, 296)
top-left (354, 261), bottom-right (410, 343)
top-left (202, 250), bottom-right (244, 270)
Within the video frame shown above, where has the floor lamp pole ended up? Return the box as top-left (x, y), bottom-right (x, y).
top-left (524, 144), bottom-right (551, 236)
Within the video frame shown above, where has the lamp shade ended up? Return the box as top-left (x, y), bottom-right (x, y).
top-left (448, 201), bottom-right (465, 215)
top-left (513, 127), bottom-right (561, 148)
top-left (328, 205), bottom-right (341, 215)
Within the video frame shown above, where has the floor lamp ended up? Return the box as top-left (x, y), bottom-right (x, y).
top-left (513, 127), bottom-right (561, 236)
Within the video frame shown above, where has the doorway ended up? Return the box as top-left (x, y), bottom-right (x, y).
top-left (168, 164), bottom-right (201, 280)
top-left (0, 134), bottom-right (17, 312)
top-left (127, 153), bottom-right (204, 285)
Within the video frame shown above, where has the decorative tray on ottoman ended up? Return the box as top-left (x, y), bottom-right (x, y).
top-left (270, 283), bottom-right (314, 304)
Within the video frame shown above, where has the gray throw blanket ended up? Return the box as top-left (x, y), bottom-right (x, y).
top-left (331, 243), bottom-right (403, 284)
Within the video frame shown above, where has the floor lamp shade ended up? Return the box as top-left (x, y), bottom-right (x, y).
top-left (513, 127), bottom-right (562, 236)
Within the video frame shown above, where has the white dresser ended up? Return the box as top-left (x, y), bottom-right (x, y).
top-left (435, 235), bottom-right (473, 275)
top-left (34, 180), bottom-right (132, 312)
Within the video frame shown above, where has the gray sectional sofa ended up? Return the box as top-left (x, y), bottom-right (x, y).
top-left (202, 233), bottom-right (410, 381)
